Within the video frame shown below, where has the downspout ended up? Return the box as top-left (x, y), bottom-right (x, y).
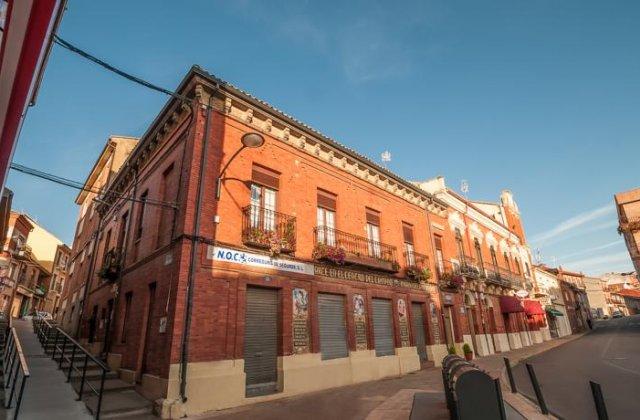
top-left (179, 88), bottom-right (216, 402)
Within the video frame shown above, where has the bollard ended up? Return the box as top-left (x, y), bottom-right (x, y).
top-left (525, 363), bottom-right (549, 415)
top-left (494, 378), bottom-right (507, 420)
top-left (503, 357), bottom-right (517, 393)
top-left (589, 381), bottom-right (609, 420)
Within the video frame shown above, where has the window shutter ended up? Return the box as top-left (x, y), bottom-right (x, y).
top-left (402, 223), bottom-right (414, 244)
top-left (252, 164), bottom-right (280, 190)
top-left (434, 235), bottom-right (443, 250)
top-left (317, 189), bottom-right (337, 211)
top-left (366, 208), bottom-right (380, 225)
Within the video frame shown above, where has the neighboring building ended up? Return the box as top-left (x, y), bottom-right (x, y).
top-left (583, 276), bottom-right (609, 318)
top-left (615, 289), bottom-right (640, 315)
top-left (607, 292), bottom-right (628, 315)
top-left (615, 188), bottom-right (640, 274)
top-left (56, 136), bottom-right (138, 334)
top-left (20, 214), bottom-right (69, 314)
top-left (416, 177), bottom-right (546, 358)
top-left (533, 265), bottom-right (571, 338)
top-left (0, 211), bottom-right (33, 315)
top-left (601, 271), bottom-right (639, 290)
top-left (545, 267), bottom-right (591, 333)
top-left (0, 0), bottom-right (67, 190)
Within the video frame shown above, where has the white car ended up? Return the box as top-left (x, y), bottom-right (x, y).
top-left (611, 311), bottom-right (624, 318)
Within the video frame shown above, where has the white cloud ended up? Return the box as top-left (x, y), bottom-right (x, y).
top-left (530, 204), bottom-right (615, 245)
top-left (563, 252), bottom-right (631, 272)
top-left (558, 240), bottom-right (623, 261)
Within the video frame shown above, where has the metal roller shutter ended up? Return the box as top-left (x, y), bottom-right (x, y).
top-left (244, 287), bottom-right (278, 397)
top-left (372, 298), bottom-right (395, 357)
top-left (411, 302), bottom-right (428, 361)
top-left (318, 293), bottom-right (349, 360)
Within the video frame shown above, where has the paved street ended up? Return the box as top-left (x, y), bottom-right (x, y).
top-left (512, 315), bottom-right (640, 420)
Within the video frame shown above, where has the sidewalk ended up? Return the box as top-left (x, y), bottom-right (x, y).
top-left (200, 334), bottom-right (585, 420)
top-left (3, 319), bottom-right (92, 420)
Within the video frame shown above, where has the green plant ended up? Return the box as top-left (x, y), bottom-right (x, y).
top-left (463, 343), bottom-right (472, 354)
top-left (391, 261), bottom-right (401, 272)
top-left (312, 243), bottom-right (346, 264)
top-left (447, 346), bottom-right (457, 355)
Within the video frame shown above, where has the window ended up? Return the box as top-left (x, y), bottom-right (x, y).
top-left (403, 222), bottom-right (415, 266)
top-left (503, 252), bottom-right (510, 271)
top-left (135, 190), bottom-right (148, 240)
top-left (514, 257), bottom-right (522, 274)
top-left (316, 189), bottom-right (336, 245)
top-left (102, 229), bottom-right (112, 262)
top-left (117, 211), bottom-right (129, 251)
top-left (525, 262), bottom-right (531, 278)
top-left (250, 164), bottom-right (280, 231)
top-left (157, 163), bottom-right (175, 247)
top-left (121, 292), bottom-right (133, 343)
top-left (455, 228), bottom-right (465, 261)
top-left (365, 208), bottom-right (381, 258)
top-left (434, 235), bottom-right (444, 274)
top-left (490, 246), bottom-right (498, 268)
top-left (474, 238), bottom-right (484, 274)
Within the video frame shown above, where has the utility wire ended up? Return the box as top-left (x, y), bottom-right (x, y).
top-left (10, 163), bottom-right (177, 209)
top-left (52, 34), bottom-right (191, 103)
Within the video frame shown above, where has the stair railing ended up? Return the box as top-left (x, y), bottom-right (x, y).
top-left (3, 317), bottom-right (30, 419)
top-left (33, 316), bottom-right (110, 420)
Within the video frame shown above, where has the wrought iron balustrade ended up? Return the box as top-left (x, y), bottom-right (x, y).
top-left (241, 205), bottom-right (296, 253)
top-left (313, 226), bottom-right (398, 272)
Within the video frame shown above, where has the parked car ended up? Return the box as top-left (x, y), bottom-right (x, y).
top-left (612, 311), bottom-right (624, 318)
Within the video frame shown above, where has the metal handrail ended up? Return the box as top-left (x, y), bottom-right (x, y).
top-left (313, 225), bottom-right (398, 264)
top-left (2, 320), bottom-right (30, 419)
top-left (33, 316), bottom-right (110, 419)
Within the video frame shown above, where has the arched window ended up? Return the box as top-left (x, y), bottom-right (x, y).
top-left (490, 245), bottom-right (498, 268)
top-left (455, 228), bottom-right (465, 261)
top-left (503, 252), bottom-right (511, 271)
top-left (514, 257), bottom-right (522, 274)
top-left (474, 238), bottom-right (485, 275)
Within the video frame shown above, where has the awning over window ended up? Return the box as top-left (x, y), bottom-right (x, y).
top-left (545, 306), bottom-right (564, 317)
top-left (499, 296), bottom-right (524, 314)
top-left (524, 300), bottom-right (546, 316)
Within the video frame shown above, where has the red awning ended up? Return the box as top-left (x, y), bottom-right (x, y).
top-left (499, 296), bottom-right (525, 313)
top-left (524, 300), bottom-right (546, 316)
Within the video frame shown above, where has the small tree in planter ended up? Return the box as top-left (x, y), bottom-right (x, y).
top-left (447, 345), bottom-right (457, 355)
top-left (463, 343), bottom-right (473, 361)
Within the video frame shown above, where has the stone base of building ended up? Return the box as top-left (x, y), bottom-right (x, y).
top-left (531, 330), bottom-right (543, 344)
top-left (507, 332), bottom-right (522, 350)
top-left (540, 327), bottom-right (552, 341)
top-left (427, 344), bottom-right (449, 366)
top-left (474, 334), bottom-right (495, 356)
top-left (493, 333), bottom-right (510, 352)
top-left (156, 347), bottom-right (422, 418)
top-left (519, 331), bottom-right (532, 347)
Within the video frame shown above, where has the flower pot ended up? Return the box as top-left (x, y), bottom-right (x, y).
top-left (464, 351), bottom-right (473, 361)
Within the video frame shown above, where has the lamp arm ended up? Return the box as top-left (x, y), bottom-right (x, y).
top-left (215, 145), bottom-right (246, 199)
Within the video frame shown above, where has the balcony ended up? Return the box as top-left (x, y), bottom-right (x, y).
top-left (436, 260), bottom-right (465, 290)
top-left (483, 263), bottom-right (522, 289)
top-left (458, 256), bottom-right (482, 279)
top-left (313, 226), bottom-right (398, 272)
top-left (404, 250), bottom-right (432, 282)
top-left (242, 205), bottom-right (296, 254)
top-left (98, 248), bottom-right (122, 282)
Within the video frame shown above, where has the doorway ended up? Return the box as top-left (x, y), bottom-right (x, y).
top-left (140, 282), bottom-right (157, 377)
top-left (411, 302), bottom-right (428, 362)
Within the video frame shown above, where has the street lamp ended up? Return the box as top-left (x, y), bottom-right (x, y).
top-left (215, 132), bottom-right (265, 200)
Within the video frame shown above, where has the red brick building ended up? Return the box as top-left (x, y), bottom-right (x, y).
top-left (59, 67), bottom-right (459, 416)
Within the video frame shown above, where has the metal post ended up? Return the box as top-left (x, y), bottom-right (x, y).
top-left (14, 375), bottom-right (28, 419)
top-left (96, 368), bottom-right (107, 420)
top-left (503, 357), bottom-right (517, 393)
top-left (77, 354), bottom-right (89, 400)
top-left (52, 329), bottom-right (60, 360)
top-left (590, 381), bottom-right (609, 420)
top-left (525, 363), bottom-right (549, 415)
top-left (494, 378), bottom-right (507, 420)
top-left (67, 345), bottom-right (77, 382)
top-left (59, 336), bottom-right (67, 368)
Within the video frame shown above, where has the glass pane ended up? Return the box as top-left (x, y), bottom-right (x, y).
top-left (367, 224), bottom-right (380, 258)
top-left (250, 184), bottom-right (261, 228)
top-left (263, 188), bottom-right (276, 231)
top-left (316, 208), bottom-right (325, 244)
top-left (326, 210), bottom-right (335, 245)
top-left (406, 243), bottom-right (415, 266)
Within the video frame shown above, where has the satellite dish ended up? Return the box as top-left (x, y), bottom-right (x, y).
top-left (381, 150), bottom-right (391, 163)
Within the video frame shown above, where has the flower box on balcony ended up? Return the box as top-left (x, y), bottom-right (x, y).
top-left (406, 266), bottom-right (432, 283)
top-left (98, 249), bottom-right (122, 282)
top-left (343, 252), bottom-right (399, 273)
top-left (439, 272), bottom-right (464, 291)
top-left (312, 243), bottom-right (347, 264)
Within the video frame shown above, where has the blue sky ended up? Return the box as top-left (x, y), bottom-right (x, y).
top-left (7, 0), bottom-right (639, 275)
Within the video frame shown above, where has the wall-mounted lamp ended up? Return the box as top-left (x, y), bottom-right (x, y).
top-left (215, 132), bottom-right (265, 200)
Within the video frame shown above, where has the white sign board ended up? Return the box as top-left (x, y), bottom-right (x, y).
top-left (207, 246), bottom-right (313, 276)
top-left (515, 289), bottom-right (529, 298)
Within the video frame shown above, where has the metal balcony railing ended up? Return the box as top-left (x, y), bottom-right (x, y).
top-left (436, 260), bottom-right (465, 290)
top-left (313, 226), bottom-right (398, 272)
top-left (242, 205), bottom-right (297, 253)
top-left (404, 250), bottom-right (432, 282)
top-left (98, 248), bottom-right (122, 282)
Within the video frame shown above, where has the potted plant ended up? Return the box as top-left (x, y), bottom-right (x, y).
top-left (447, 346), bottom-right (457, 355)
top-left (463, 343), bottom-right (473, 361)
top-left (312, 243), bottom-right (346, 265)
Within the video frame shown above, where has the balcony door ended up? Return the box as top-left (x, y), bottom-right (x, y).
top-left (366, 208), bottom-right (381, 258)
top-left (250, 184), bottom-right (277, 231)
top-left (316, 189), bottom-right (337, 246)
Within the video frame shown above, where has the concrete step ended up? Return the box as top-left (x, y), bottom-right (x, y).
top-left (84, 389), bottom-right (153, 419)
top-left (72, 378), bottom-right (136, 395)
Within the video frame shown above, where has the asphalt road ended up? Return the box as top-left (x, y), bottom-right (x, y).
top-left (512, 314), bottom-right (640, 420)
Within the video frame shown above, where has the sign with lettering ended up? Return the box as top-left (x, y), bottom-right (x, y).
top-left (314, 265), bottom-right (423, 290)
top-left (292, 288), bottom-right (310, 354)
top-left (398, 299), bottom-right (410, 347)
top-left (430, 301), bottom-right (441, 344)
top-left (353, 294), bottom-right (368, 350)
top-left (208, 246), bottom-right (313, 275)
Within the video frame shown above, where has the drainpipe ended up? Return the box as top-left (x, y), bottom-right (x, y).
top-left (179, 89), bottom-right (216, 403)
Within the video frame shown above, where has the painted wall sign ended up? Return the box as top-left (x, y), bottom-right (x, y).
top-left (430, 301), bottom-right (441, 345)
top-left (398, 299), bottom-right (410, 347)
top-left (208, 246), bottom-right (313, 275)
top-left (353, 294), bottom-right (368, 350)
top-left (314, 265), bottom-right (422, 290)
top-left (292, 288), bottom-right (310, 354)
